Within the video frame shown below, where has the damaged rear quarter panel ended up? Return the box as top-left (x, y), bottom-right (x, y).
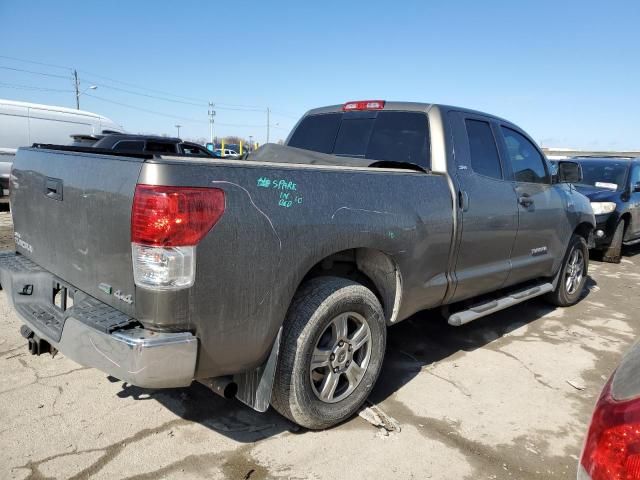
top-left (137, 159), bottom-right (454, 379)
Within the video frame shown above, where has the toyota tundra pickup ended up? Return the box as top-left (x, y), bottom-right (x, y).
top-left (0, 100), bottom-right (594, 429)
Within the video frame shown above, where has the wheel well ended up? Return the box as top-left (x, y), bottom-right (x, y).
top-left (574, 222), bottom-right (594, 242)
top-left (301, 248), bottom-right (402, 325)
top-left (620, 212), bottom-right (631, 228)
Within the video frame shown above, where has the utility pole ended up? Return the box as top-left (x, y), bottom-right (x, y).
top-left (175, 124), bottom-right (182, 137)
top-left (249, 135), bottom-right (253, 151)
top-left (74, 69), bottom-right (80, 110)
top-left (208, 102), bottom-right (216, 145)
top-left (266, 107), bottom-right (270, 144)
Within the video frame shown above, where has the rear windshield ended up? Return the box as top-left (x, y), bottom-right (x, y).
top-left (288, 111), bottom-right (430, 170)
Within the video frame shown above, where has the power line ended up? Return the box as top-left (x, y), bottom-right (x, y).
top-left (78, 69), bottom-right (210, 104)
top-left (214, 102), bottom-right (267, 110)
top-left (0, 81), bottom-right (70, 93)
top-left (2, 56), bottom-right (290, 115)
top-left (80, 75), bottom-right (266, 112)
top-left (270, 110), bottom-right (301, 120)
top-left (84, 93), bottom-right (206, 123)
top-left (85, 82), bottom-right (207, 107)
top-left (85, 93), bottom-right (269, 128)
top-left (1, 56), bottom-right (298, 132)
top-left (0, 65), bottom-right (72, 80)
top-left (215, 105), bottom-right (267, 112)
top-left (0, 55), bottom-right (73, 72)
top-left (218, 122), bottom-right (268, 128)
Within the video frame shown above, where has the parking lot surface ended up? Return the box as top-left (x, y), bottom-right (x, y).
top-left (1, 210), bottom-right (638, 480)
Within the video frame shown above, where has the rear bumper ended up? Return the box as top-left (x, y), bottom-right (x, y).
top-left (0, 251), bottom-right (197, 388)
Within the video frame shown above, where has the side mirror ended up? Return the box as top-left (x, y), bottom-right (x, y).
top-left (557, 161), bottom-right (582, 184)
top-left (634, 181), bottom-right (640, 193)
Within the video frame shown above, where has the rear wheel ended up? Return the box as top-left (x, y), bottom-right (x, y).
top-left (545, 234), bottom-right (588, 307)
top-left (602, 220), bottom-right (625, 263)
top-left (271, 277), bottom-right (386, 429)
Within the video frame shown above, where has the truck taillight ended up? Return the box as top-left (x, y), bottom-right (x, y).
top-left (131, 184), bottom-right (225, 291)
top-left (580, 377), bottom-right (640, 480)
top-left (342, 100), bottom-right (385, 111)
top-left (131, 184), bottom-right (225, 247)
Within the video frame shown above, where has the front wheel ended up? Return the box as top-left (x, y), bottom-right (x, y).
top-left (545, 234), bottom-right (589, 307)
top-left (271, 277), bottom-right (386, 429)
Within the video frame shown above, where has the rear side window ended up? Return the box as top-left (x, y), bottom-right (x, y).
top-left (113, 140), bottom-right (144, 152)
top-left (366, 112), bottom-right (429, 167)
top-left (465, 119), bottom-right (502, 179)
top-left (288, 111), bottom-right (430, 169)
top-left (501, 127), bottom-right (549, 184)
top-left (146, 142), bottom-right (178, 154)
top-left (181, 144), bottom-right (210, 156)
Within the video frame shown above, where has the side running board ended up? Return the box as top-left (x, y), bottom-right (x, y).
top-left (447, 282), bottom-right (554, 326)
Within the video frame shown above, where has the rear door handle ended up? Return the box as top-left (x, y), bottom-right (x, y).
top-left (518, 194), bottom-right (533, 207)
top-left (45, 177), bottom-right (63, 201)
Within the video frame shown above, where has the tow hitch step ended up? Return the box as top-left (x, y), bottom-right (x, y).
top-left (446, 282), bottom-right (554, 326)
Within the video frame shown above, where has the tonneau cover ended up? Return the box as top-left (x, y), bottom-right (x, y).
top-left (248, 144), bottom-right (375, 168)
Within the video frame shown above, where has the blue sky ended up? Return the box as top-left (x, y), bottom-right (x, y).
top-left (1, 0), bottom-right (638, 148)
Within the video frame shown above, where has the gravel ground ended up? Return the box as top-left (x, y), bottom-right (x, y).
top-left (0, 209), bottom-right (638, 479)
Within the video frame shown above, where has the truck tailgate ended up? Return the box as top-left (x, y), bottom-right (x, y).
top-left (10, 148), bottom-right (144, 315)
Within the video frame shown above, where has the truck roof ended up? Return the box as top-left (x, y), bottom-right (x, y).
top-left (571, 156), bottom-right (639, 163)
top-left (303, 101), bottom-right (514, 125)
top-left (96, 133), bottom-right (182, 143)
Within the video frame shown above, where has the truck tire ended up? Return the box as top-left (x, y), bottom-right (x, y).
top-left (602, 220), bottom-right (625, 263)
top-left (271, 276), bottom-right (386, 429)
top-left (545, 234), bottom-right (589, 307)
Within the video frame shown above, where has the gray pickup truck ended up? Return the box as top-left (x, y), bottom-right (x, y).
top-left (0, 100), bottom-right (594, 429)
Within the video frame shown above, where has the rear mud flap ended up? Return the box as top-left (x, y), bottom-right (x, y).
top-left (233, 328), bottom-right (282, 412)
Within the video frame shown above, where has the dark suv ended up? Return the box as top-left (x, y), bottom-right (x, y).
top-left (569, 157), bottom-right (640, 262)
top-left (70, 133), bottom-right (215, 158)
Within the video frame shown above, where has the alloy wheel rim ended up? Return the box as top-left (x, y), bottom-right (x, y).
top-left (565, 248), bottom-right (584, 295)
top-left (310, 312), bottom-right (372, 403)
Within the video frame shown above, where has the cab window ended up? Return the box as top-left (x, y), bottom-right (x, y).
top-left (181, 144), bottom-right (211, 156)
top-left (465, 119), bottom-right (502, 179)
top-left (113, 140), bottom-right (144, 152)
top-left (501, 127), bottom-right (549, 184)
top-left (146, 142), bottom-right (177, 154)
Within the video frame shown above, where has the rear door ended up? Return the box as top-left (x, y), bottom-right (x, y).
top-left (10, 148), bottom-right (144, 316)
top-left (448, 111), bottom-right (518, 302)
top-left (497, 126), bottom-right (568, 285)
